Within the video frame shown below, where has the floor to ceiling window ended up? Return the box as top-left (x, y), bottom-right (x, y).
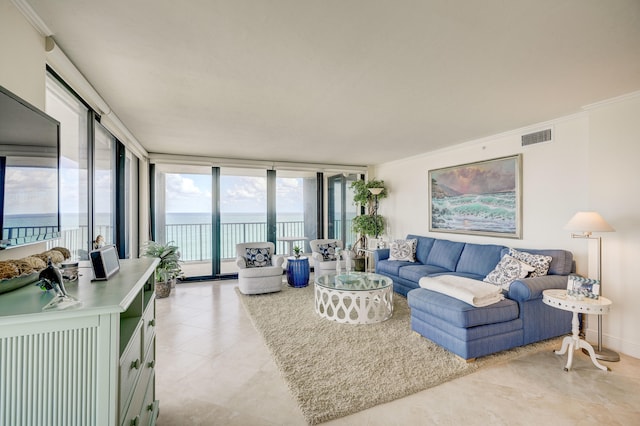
top-left (45, 74), bottom-right (90, 259)
top-left (151, 161), bottom-right (364, 279)
top-left (275, 170), bottom-right (318, 255)
top-left (328, 173), bottom-right (358, 249)
top-left (153, 164), bottom-right (213, 278)
top-left (94, 122), bottom-right (115, 246)
top-left (46, 71), bottom-right (139, 260)
top-left (219, 167), bottom-right (268, 274)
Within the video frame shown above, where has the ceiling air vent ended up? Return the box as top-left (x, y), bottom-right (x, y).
top-left (521, 129), bottom-right (552, 146)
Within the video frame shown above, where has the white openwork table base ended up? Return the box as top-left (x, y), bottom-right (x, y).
top-left (314, 284), bottom-right (393, 324)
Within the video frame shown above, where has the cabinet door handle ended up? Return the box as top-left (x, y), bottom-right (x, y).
top-left (130, 415), bottom-right (140, 426)
top-left (147, 403), bottom-right (154, 411)
top-left (130, 358), bottom-right (140, 370)
top-left (148, 319), bottom-right (155, 327)
top-left (147, 359), bottom-right (156, 369)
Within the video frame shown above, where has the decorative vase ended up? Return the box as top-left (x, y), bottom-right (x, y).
top-left (287, 257), bottom-right (309, 288)
top-left (156, 280), bottom-right (171, 298)
top-left (354, 257), bottom-right (366, 272)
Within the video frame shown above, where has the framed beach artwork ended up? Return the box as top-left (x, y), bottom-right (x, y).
top-left (429, 154), bottom-right (523, 239)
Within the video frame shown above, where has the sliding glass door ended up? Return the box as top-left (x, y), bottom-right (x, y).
top-left (219, 167), bottom-right (267, 274)
top-left (275, 171), bottom-right (318, 255)
top-left (154, 164), bottom-right (213, 278)
top-left (328, 173), bottom-right (358, 248)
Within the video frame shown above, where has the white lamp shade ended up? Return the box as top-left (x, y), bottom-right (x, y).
top-left (368, 187), bottom-right (384, 195)
top-left (564, 211), bottom-right (614, 233)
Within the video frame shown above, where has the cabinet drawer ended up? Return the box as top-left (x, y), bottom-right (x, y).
top-left (139, 373), bottom-right (158, 426)
top-left (142, 300), bottom-right (156, 353)
top-left (121, 348), bottom-right (155, 426)
top-left (120, 321), bottom-right (143, 417)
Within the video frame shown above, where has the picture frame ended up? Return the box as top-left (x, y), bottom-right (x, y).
top-left (429, 154), bottom-right (522, 239)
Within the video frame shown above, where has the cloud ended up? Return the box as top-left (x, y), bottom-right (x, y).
top-left (165, 174), bottom-right (212, 212)
top-left (434, 160), bottom-right (515, 194)
top-left (4, 166), bottom-right (57, 214)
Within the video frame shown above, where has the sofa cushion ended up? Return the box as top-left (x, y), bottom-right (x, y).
top-left (389, 239), bottom-right (417, 262)
top-left (245, 247), bottom-right (272, 268)
top-left (456, 243), bottom-right (505, 276)
top-left (508, 248), bottom-right (552, 277)
top-left (425, 239), bottom-right (465, 271)
top-left (407, 235), bottom-right (436, 264)
top-left (504, 248), bottom-right (573, 276)
top-left (399, 264), bottom-right (450, 282)
top-left (376, 259), bottom-right (412, 276)
top-left (483, 254), bottom-right (535, 290)
top-left (408, 288), bottom-right (519, 328)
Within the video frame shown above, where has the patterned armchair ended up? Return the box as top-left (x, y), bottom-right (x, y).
top-left (236, 242), bottom-right (284, 294)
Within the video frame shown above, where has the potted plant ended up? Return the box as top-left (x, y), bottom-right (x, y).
top-left (293, 245), bottom-right (302, 259)
top-left (350, 179), bottom-right (388, 271)
top-left (141, 241), bottom-right (183, 298)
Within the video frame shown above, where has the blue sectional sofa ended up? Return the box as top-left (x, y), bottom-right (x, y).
top-left (374, 234), bottom-right (574, 360)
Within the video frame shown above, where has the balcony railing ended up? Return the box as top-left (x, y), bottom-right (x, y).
top-left (39, 219), bottom-right (355, 262)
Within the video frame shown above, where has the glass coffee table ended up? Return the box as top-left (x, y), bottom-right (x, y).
top-left (314, 272), bottom-right (393, 324)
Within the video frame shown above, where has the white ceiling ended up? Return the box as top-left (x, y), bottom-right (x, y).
top-left (24, 0), bottom-right (640, 166)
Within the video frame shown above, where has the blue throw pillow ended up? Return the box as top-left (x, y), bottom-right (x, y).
top-left (245, 247), bottom-right (272, 268)
top-left (318, 243), bottom-right (338, 261)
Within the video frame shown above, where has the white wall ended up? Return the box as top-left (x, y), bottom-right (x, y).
top-left (586, 94), bottom-right (640, 358)
top-left (374, 94), bottom-right (640, 358)
top-left (0, 0), bottom-right (46, 108)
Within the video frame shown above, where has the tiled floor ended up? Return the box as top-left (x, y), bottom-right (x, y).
top-left (155, 280), bottom-right (640, 425)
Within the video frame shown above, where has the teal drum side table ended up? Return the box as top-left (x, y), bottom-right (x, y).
top-left (287, 256), bottom-right (310, 288)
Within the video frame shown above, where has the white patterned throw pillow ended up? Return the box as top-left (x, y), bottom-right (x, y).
top-left (483, 254), bottom-right (535, 291)
top-left (389, 239), bottom-right (417, 262)
top-left (245, 247), bottom-right (272, 268)
top-left (508, 248), bottom-right (552, 277)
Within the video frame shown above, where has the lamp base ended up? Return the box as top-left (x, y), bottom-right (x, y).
top-left (582, 347), bottom-right (620, 362)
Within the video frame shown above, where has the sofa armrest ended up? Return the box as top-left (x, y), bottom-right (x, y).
top-left (508, 275), bottom-right (569, 302)
top-left (272, 255), bottom-right (285, 268)
top-left (374, 248), bottom-right (390, 262)
top-left (311, 252), bottom-right (325, 263)
top-left (236, 256), bottom-right (247, 269)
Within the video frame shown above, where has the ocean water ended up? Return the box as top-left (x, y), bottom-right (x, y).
top-left (166, 212), bottom-right (303, 224)
top-left (4, 213), bottom-right (59, 228)
top-left (431, 192), bottom-right (516, 233)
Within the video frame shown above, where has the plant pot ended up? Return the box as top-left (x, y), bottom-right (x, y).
top-left (354, 257), bottom-right (366, 272)
top-left (156, 280), bottom-right (172, 298)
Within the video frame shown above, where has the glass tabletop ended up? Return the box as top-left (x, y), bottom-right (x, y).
top-left (314, 272), bottom-right (392, 291)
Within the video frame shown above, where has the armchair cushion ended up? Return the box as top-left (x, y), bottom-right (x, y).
top-left (245, 247), bottom-right (272, 268)
top-left (317, 242), bottom-right (338, 261)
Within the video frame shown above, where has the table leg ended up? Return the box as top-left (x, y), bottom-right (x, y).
top-left (555, 311), bottom-right (609, 372)
top-left (577, 337), bottom-right (610, 371)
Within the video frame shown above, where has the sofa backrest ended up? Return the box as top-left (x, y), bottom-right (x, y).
top-left (425, 239), bottom-right (466, 271)
top-left (406, 234), bottom-right (436, 264)
top-left (501, 247), bottom-right (574, 275)
top-left (456, 243), bottom-right (506, 276)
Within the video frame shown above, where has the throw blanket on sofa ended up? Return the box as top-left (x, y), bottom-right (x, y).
top-left (419, 275), bottom-right (504, 307)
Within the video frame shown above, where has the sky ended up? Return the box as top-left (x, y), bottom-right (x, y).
top-left (432, 157), bottom-right (516, 195)
top-left (5, 167), bottom-right (305, 218)
top-left (165, 173), bottom-right (304, 214)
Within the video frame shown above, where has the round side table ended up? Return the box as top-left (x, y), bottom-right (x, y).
top-left (542, 289), bottom-right (612, 372)
top-left (286, 256), bottom-right (309, 288)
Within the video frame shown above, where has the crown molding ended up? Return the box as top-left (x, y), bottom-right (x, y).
top-left (11, 0), bottom-right (52, 36)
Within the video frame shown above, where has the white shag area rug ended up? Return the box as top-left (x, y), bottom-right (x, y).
top-left (236, 283), bottom-right (559, 424)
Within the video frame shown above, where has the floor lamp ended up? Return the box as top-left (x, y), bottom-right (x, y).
top-left (564, 211), bottom-right (619, 362)
top-left (368, 187), bottom-right (383, 240)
